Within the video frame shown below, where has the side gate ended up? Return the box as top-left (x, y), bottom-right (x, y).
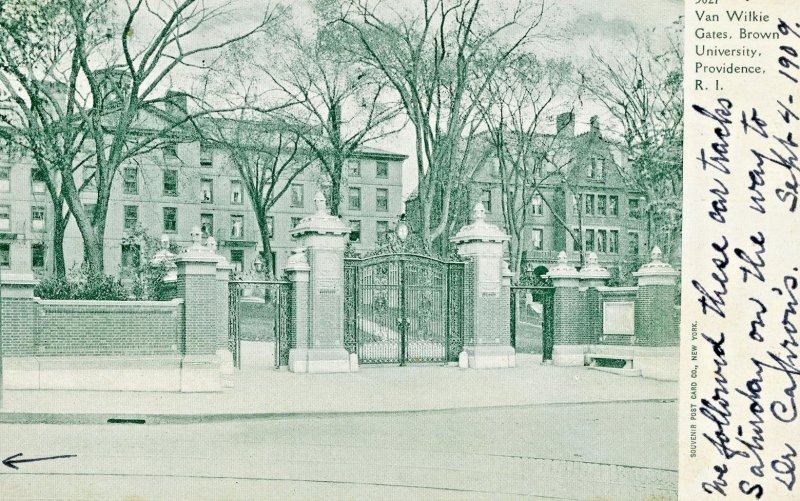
top-left (228, 279), bottom-right (292, 369)
top-left (344, 253), bottom-right (464, 365)
top-left (510, 286), bottom-right (555, 361)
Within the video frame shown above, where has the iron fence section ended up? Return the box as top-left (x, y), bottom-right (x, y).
top-left (228, 279), bottom-right (292, 369)
top-left (510, 286), bottom-right (555, 361)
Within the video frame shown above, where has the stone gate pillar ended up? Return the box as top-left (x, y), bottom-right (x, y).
top-left (544, 252), bottom-right (584, 366)
top-left (632, 246), bottom-right (680, 380)
top-left (287, 192), bottom-right (354, 373)
top-left (450, 203), bottom-right (514, 369)
top-left (175, 227), bottom-right (221, 392)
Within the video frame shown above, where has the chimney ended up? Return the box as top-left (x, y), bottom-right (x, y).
top-left (556, 112), bottom-right (574, 136)
top-left (165, 90), bottom-right (188, 115)
top-left (590, 115), bottom-right (600, 135)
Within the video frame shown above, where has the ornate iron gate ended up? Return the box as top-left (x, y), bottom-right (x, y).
top-left (229, 279), bottom-right (292, 368)
top-left (510, 286), bottom-right (554, 361)
top-left (344, 254), bottom-right (464, 365)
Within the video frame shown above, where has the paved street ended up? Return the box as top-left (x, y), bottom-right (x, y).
top-left (0, 400), bottom-right (677, 500)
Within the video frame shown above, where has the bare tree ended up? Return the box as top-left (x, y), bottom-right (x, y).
top-left (337, 0), bottom-right (548, 254)
top-left (206, 117), bottom-right (316, 278)
top-left (252, 15), bottom-right (404, 215)
top-left (579, 25), bottom-right (683, 261)
top-left (0, 0), bottom-right (286, 273)
top-left (477, 55), bottom-right (573, 273)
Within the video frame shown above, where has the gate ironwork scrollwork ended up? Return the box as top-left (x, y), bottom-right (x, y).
top-left (344, 253), bottom-right (464, 365)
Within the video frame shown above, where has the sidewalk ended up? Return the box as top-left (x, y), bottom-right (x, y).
top-left (0, 355), bottom-right (677, 422)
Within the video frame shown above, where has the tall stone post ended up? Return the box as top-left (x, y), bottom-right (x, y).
top-left (206, 236), bottom-right (235, 387)
top-left (175, 227), bottom-right (221, 392)
top-left (632, 246), bottom-right (680, 380)
top-left (288, 192), bottom-right (354, 373)
top-left (450, 203), bottom-right (514, 369)
top-left (544, 252), bottom-right (585, 366)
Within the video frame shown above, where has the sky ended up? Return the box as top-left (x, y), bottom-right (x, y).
top-left (129, 0), bottom-right (684, 199)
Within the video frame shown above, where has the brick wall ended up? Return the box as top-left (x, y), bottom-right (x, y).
top-left (2, 298), bottom-right (184, 357)
top-left (635, 284), bottom-right (679, 347)
top-left (177, 269), bottom-right (217, 355)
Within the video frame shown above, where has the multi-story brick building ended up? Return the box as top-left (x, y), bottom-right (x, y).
top-left (407, 112), bottom-right (650, 277)
top-left (0, 137), bottom-right (406, 277)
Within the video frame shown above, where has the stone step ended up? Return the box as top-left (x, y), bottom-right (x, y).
top-left (587, 366), bottom-right (642, 377)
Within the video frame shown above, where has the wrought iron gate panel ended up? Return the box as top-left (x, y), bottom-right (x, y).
top-left (510, 286), bottom-right (554, 361)
top-left (345, 253), bottom-right (464, 365)
top-left (228, 279), bottom-right (292, 369)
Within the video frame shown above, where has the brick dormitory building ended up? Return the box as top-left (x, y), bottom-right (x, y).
top-left (406, 112), bottom-right (653, 276)
top-left (0, 129), bottom-right (406, 278)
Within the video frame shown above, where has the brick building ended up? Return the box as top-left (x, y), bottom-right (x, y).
top-left (0, 126), bottom-right (406, 277)
top-left (407, 112), bottom-right (650, 277)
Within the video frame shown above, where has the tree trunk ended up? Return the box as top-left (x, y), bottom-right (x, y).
top-left (257, 212), bottom-right (275, 279)
top-left (51, 210), bottom-right (68, 277)
top-left (329, 171), bottom-right (342, 217)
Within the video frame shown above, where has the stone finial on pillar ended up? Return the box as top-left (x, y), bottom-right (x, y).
top-left (579, 252), bottom-right (611, 288)
top-left (450, 202), bottom-right (514, 369)
top-left (632, 245), bottom-right (680, 380)
top-left (288, 193), bottom-right (354, 373)
top-left (543, 251), bottom-right (584, 366)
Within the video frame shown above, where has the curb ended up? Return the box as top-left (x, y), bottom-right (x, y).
top-left (0, 398), bottom-right (677, 425)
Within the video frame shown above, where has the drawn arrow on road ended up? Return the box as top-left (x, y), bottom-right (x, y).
top-left (2, 453), bottom-right (77, 470)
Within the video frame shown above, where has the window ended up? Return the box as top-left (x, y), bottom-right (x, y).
top-left (31, 243), bottom-right (45, 269)
top-left (230, 249), bottom-right (244, 273)
top-left (31, 207), bottom-right (46, 232)
top-left (376, 188), bottom-right (388, 212)
top-left (531, 194), bottom-right (543, 215)
top-left (348, 160), bottom-right (361, 177)
top-left (0, 205), bottom-right (10, 231)
top-left (349, 220), bottom-right (361, 242)
top-left (163, 169), bottom-right (178, 196)
top-left (597, 195), bottom-right (607, 216)
top-left (609, 230), bottom-right (619, 254)
top-left (376, 220), bottom-right (389, 242)
top-left (588, 158), bottom-right (604, 179)
top-left (200, 141), bottom-right (213, 166)
top-left (266, 216), bottom-right (274, 237)
top-left (200, 213), bottom-right (214, 238)
top-left (0, 166), bottom-right (9, 192)
top-left (531, 228), bottom-right (543, 250)
top-left (572, 194), bottom-right (581, 215)
top-left (597, 229), bottom-right (607, 253)
top-left (628, 198), bottom-right (641, 218)
top-left (83, 165), bottom-right (96, 191)
top-left (123, 166), bottom-right (138, 194)
top-left (291, 217), bottom-right (302, 228)
top-left (609, 195), bottom-right (619, 216)
top-left (628, 231), bottom-right (640, 255)
top-left (348, 187), bottom-right (361, 211)
top-left (481, 189), bottom-right (492, 213)
top-left (585, 229), bottom-right (595, 251)
top-left (585, 194), bottom-right (595, 215)
top-left (0, 243), bottom-right (9, 267)
top-left (230, 215), bottom-right (244, 238)
top-left (121, 244), bottom-right (140, 268)
top-left (231, 180), bottom-right (243, 204)
top-left (200, 178), bottom-right (213, 203)
top-left (376, 161), bottom-right (389, 178)
top-left (123, 205), bottom-right (138, 231)
top-left (572, 228), bottom-right (581, 251)
top-left (290, 184), bottom-right (304, 208)
top-left (163, 207), bottom-right (177, 233)
top-left (32, 168), bottom-right (47, 194)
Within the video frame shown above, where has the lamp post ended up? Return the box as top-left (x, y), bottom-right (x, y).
top-left (253, 254), bottom-right (264, 277)
top-left (396, 213), bottom-right (409, 242)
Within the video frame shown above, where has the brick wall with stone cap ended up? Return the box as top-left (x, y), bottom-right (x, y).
top-left (633, 246), bottom-right (679, 347)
